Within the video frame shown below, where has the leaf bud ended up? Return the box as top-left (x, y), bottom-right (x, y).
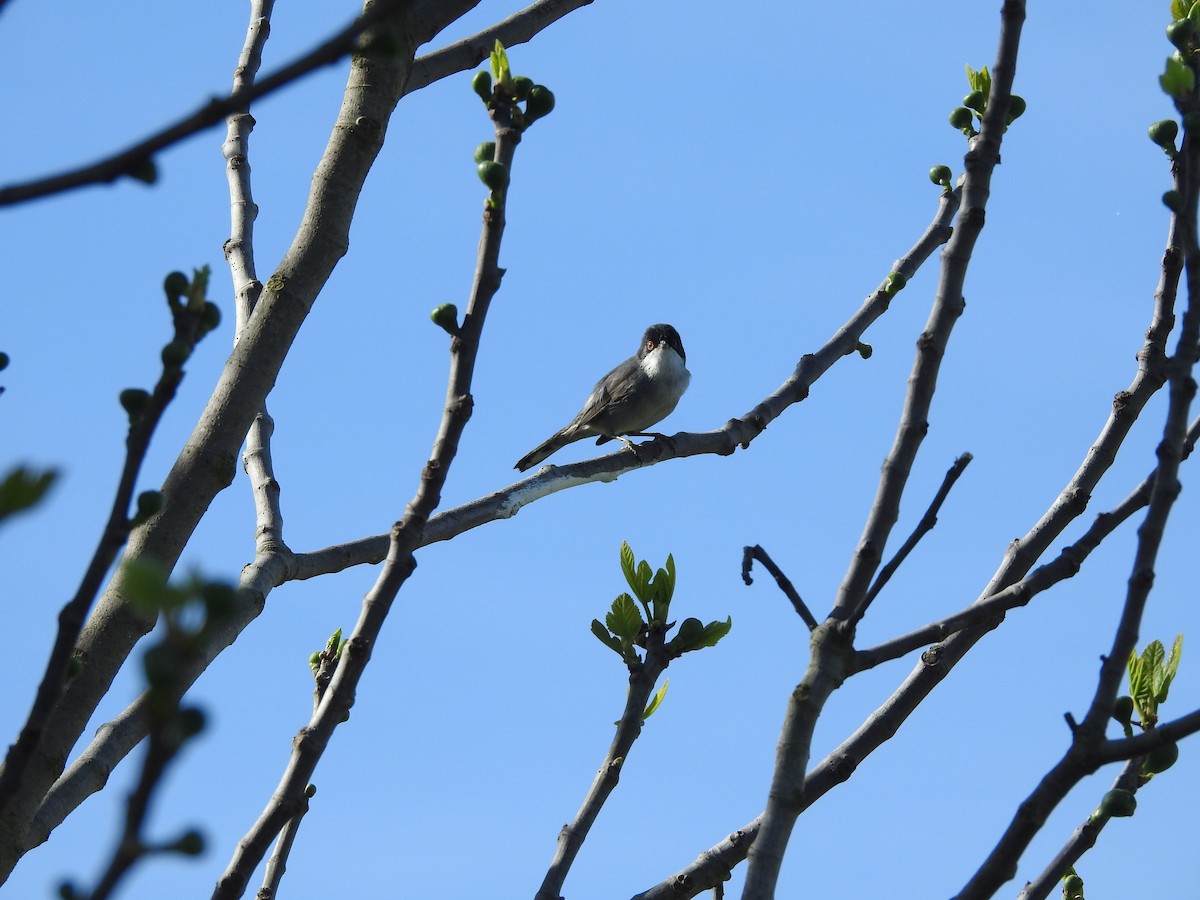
top-left (164, 271), bottom-right (189, 303)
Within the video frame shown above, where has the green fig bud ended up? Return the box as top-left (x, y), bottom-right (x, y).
top-left (135, 490), bottom-right (163, 521)
top-left (473, 141), bottom-right (497, 164)
top-left (1097, 788), bottom-right (1137, 818)
top-left (949, 106), bottom-right (975, 131)
top-left (177, 706), bottom-right (207, 739)
top-left (856, 342), bottom-right (873, 359)
top-left (1149, 118), bottom-right (1180, 149)
top-left (200, 302), bottom-right (221, 334)
top-left (510, 76), bottom-right (534, 101)
top-left (963, 90), bottom-right (986, 114)
top-left (119, 388), bottom-right (151, 419)
top-left (929, 164), bottom-right (953, 188)
top-left (477, 160), bottom-right (508, 191)
top-left (305, 783), bottom-right (317, 798)
top-left (1063, 873), bottom-right (1084, 899)
top-left (0, 351), bottom-right (8, 371)
top-left (1163, 190), bottom-right (1183, 211)
top-left (525, 85), bottom-right (556, 124)
top-left (161, 341), bottom-right (190, 368)
top-left (1143, 740), bottom-right (1179, 774)
top-left (1168, 18), bottom-right (1196, 51)
top-left (170, 829), bottom-right (206, 856)
top-left (1005, 94), bottom-right (1027, 124)
top-left (1112, 694), bottom-right (1135, 725)
top-left (164, 271), bottom-right (189, 302)
top-left (884, 272), bottom-right (907, 295)
top-left (471, 70), bottom-right (492, 103)
top-left (430, 303), bottom-right (459, 335)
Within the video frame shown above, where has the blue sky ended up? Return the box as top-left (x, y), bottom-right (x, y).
top-left (2, 1), bottom-right (1199, 898)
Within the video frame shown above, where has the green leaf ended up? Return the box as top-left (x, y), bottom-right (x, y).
top-left (642, 678), bottom-right (669, 721)
top-left (1160, 54), bottom-right (1195, 98)
top-left (1154, 633), bottom-right (1183, 704)
top-left (966, 65), bottom-right (991, 102)
top-left (591, 619), bottom-right (623, 655)
top-left (123, 558), bottom-right (185, 614)
top-left (1173, 0), bottom-right (1188, 21)
top-left (606, 593), bottom-right (644, 641)
top-left (0, 466), bottom-right (59, 523)
top-left (489, 40), bottom-right (510, 87)
top-left (620, 540), bottom-right (639, 594)
top-left (699, 616), bottom-right (733, 649)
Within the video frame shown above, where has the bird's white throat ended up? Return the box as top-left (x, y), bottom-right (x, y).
top-left (642, 344), bottom-right (691, 395)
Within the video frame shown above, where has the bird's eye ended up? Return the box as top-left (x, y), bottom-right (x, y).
top-left (645, 340), bottom-right (655, 351)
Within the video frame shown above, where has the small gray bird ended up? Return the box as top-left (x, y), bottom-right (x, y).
top-left (514, 323), bottom-right (690, 471)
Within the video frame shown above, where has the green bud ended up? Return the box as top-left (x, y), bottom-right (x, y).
top-left (1097, 788), bottom-right (1137, 818)
top-left (1063, 873), bottom-right (1084, 899)
top-left (962, 90), bottom-right (986, 114)
top-left (525, 85), bottom-right (556, 125)
top-left (511, 76), bottom-right (534, 101)
top-left (177, 706), bottom-right (207, 739)
top-left (430, 303), bottom-right (459, 336)
top-left (305, 783), bottom-right (318, 799)
top-left (1005, 95), bottom-right (1027, 124)
top-left (135, 490), bottom-right (163, 521)
top-left (1143, 741), bottom-right (1179, 775)
top-left (1149, 118), bottom-right (1180, 149)
top-left (928, 165), bottom-right (952, 188)
top-left (884, 272), bottom-right (907, 295)
top-left (170, 829), bottom-right (206, 856)
top-left (119, 388), bottom-right (151, 419)
top-left (473, 141), bottom-right (496, 164)
top-left (200, 302), bottom-right (221, 334)
top-left (856, 342), bottom-right (873, 359)
top-left (477, 160), bottom-right (508, 192)
top-left (164, 271), bottom-right (189, 302)
top-left (949, 106), bottom-right (975, 132)
top-left (308, 651), bottom-right (322, 675)
top-left (161, 340), bottom-right (190, 368)
top-left (1168, 17), bottom-right (1196, 51)
top-left (1164, 190), bottom-right (1183, 211)
top-left (471, 70), bottom-right (492, 103)
top-left (0, 351), bottom-right (10, 371)
top-left (1112, 694), bottom-right (1135, 725)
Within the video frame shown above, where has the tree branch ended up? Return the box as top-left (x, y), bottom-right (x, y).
top-left (863, 453), bottom-right (972, 605)
top-left (0, 0), bottom-right (592, 207)
top-left (741, 545), bottom-right (818, 630)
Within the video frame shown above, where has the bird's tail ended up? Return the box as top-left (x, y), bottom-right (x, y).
top-left (515, 432), bottom-right (572, 472)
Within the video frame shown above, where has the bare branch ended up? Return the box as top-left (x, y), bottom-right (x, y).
top-left (741, 545), bottom-right (818, 631)
top-left (863, 453), bottom-right (972, 605)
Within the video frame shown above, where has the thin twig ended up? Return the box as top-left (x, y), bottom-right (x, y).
top-left (535, 638), bottom-right (670, 899)
top-left (741, 546), bottom-right (817, 631)
top-left (863, 453), bottom-right (972, 605)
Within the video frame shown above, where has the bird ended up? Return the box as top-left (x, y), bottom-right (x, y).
top-left (514, 323), bottom-right (690, 472)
